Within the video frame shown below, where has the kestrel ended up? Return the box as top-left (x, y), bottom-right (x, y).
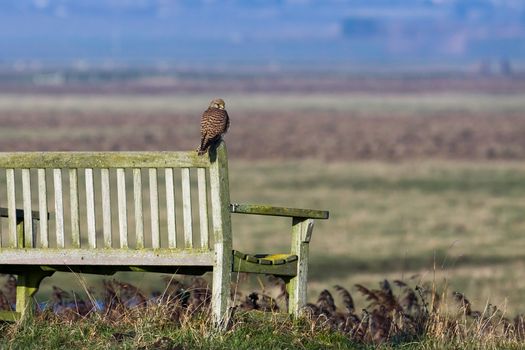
top-left (197, 98), bottom-right (230, 155)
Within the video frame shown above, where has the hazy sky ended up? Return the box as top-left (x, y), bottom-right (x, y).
top-left (1, 0), bottom-right (524, 67)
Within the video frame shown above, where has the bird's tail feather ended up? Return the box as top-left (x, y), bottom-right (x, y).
top-left (196, 135), bottom-right (222, 156)
top-left (197, 135), bottom-right (208, 156)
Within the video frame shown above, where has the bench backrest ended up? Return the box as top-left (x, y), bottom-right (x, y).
top-left (0, 143), bottom-right (231, 252)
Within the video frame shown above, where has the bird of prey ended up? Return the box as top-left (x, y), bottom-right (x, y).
top-left (197, 98), bottom-right (230, 155)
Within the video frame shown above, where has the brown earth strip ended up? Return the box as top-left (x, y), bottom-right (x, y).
top-left (0, 110), bottom-right (524, 161)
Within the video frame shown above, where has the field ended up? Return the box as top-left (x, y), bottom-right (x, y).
top-left (1, 92), bottom-right (525, 160)
top-left (1, 74), bottom-right (525, 347)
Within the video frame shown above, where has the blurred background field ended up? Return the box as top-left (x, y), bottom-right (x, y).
top-left (1, 81), bottom-right (525, 314)
top-left (2, 0), bottom-right (525, 319)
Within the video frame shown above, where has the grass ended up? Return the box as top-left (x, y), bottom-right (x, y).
top-left (3, 276), bottom-right (525, 350)
top-left (0, 312), bottom-right (359, 350)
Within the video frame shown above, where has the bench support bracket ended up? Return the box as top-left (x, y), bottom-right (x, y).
top-left (16, 271), bottom-right (54, 319)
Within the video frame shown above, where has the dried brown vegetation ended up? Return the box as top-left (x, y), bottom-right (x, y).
top-left (2, 110), bottom-right (525, 161)
top-left (1, 75), bottom-right (525, 161)
top-left (2, 274), bottom-right (525, 346)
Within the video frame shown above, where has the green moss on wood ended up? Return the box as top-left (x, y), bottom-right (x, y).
top-left (0, 311), bottom-right (21, 321)
top-left (232, 255), bottom-right (297, 276)
top-left (230, 203), bottom-right (329, 219)
top-left (0, 151), bottom-right (210, 168)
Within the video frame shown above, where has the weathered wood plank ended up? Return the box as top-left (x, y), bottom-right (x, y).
top-left (197, 168), bottom-right (209, 249)
top-left (0, 249), bottom-right (214, 266)
top-left (21, 169), bottom-right (33, 248)
top-left (85, 168), bottom-right (96, 248)
top-left (16, 221), bottom-right (23, 251)
top-left (0, 152), bottom-right (209, 169)
top-left (230, 204), bottom-right (329, 220)
top-left (101, 168), bottom-right (112, 248)
top-left (117, 168), bottom-right (128, 248)
top-left (149, 169), bottom-right (160, 249)
top-left (37, 169), bottom-right (48, 248)
top-left (133, 169), bottom-right (144, 249)
top-left (69, 169), bottom-right (80, 248)
top-left (209, 142), bottom-right (233, 327)
top-left (165, 168), bottom-right (177, 248)
top-left (301, 220), bottom-right (315, 243)
top-left (181, 168), bottom-right (193, 248)
top-left (6, 169), bottom-right (16, 248)
top-left (53, 169), bottom-right (65, 248)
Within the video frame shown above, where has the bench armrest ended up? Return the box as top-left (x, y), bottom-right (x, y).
top-left (230, 203), bottom-right (329, 220)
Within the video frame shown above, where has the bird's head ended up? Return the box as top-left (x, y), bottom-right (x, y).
top-left (209, 98), bottom-right (226, 110)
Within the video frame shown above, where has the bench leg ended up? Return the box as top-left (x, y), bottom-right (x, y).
top-left (211, 245), bottom-right (232, 328)
top-left (287, 218), bottom-right (312, 316)
top-left (16, 271), bottom-right (52, 319)
top-left (286, 255), bottom-right (308, 316)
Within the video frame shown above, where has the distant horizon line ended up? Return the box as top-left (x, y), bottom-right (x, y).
top-left (1, 60), bottom-right (524, 76)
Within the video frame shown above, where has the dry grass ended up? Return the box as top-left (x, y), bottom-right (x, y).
top-left (2, 274), bottom-right (525, 349)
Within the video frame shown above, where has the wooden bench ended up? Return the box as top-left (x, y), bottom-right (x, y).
top-left (0, 142), bottom-right (328, 325)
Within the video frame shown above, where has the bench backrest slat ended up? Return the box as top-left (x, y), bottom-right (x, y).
top-left (0, 151), bottom-right (222, 252)
top-left (69, 169), bottom-right (81, 248)
top-left (197, 168), bottom-right (209, 249)
top-left (117, 168), bottom-right (128, 248)
top-left (38, 169), bottom-right (48, 248)
top-left (100, 168), bottom-right (111, 248)
top-left (53, 169), bottom-right (65, 248)
top-left (181, 168), bottom-right (193, 248)
top-left (133, 168), bottom-right (144, 249)
top-left (6, 169), bottom-right (16, 247)
top-left (149, 168), bottom-right (160, 248)
top-left (165, 168), bottom-right (176, 248)
top-left (22, 169), bottom-right (33, 248)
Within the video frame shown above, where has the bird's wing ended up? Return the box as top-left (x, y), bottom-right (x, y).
top-left (224, 109), bottom-right (230, 132)
top-left (200, 107), bottom-right (210, 123)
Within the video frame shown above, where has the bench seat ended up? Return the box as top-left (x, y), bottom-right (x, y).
top-left (233, 250), bottom-right (298, 276)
